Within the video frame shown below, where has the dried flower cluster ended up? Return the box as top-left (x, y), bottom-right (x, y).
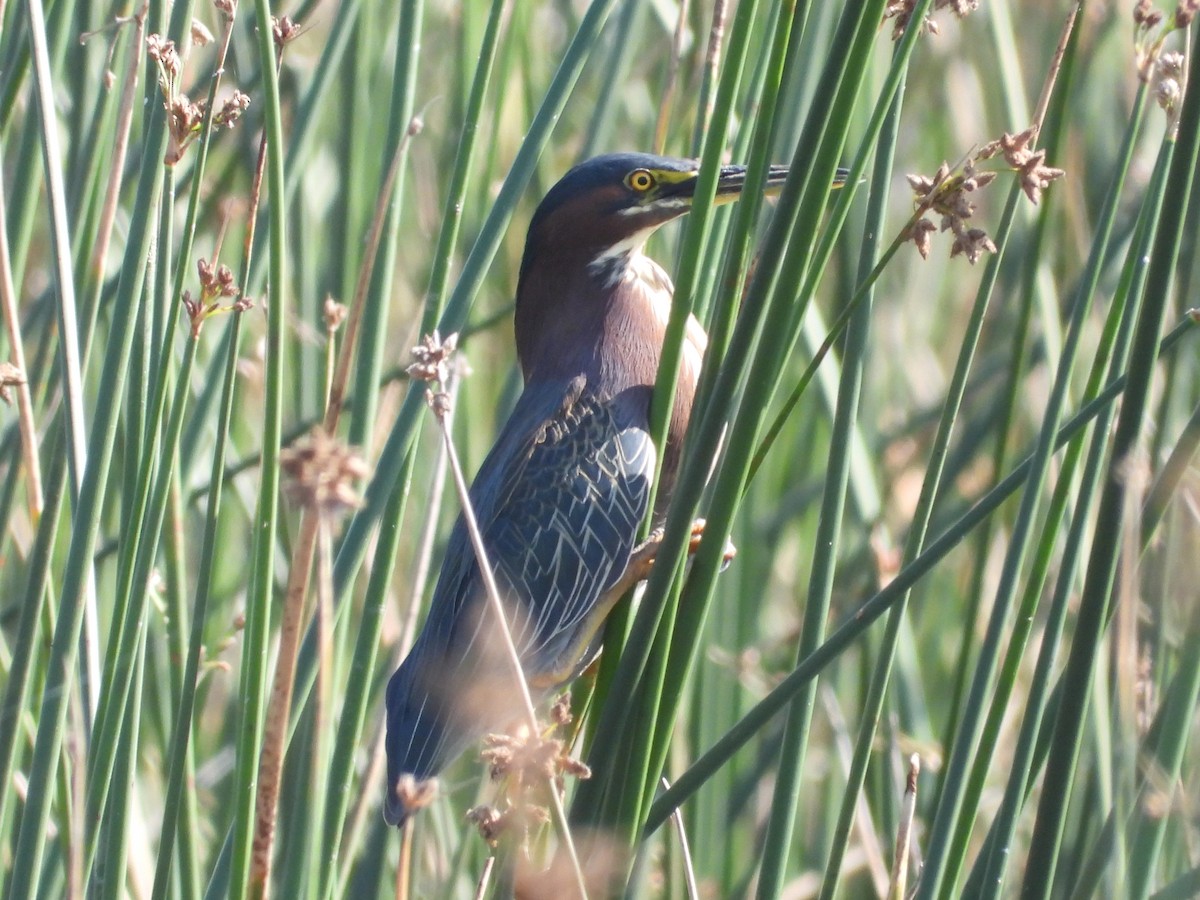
top-left (977, 127), bottom-right (1066, 205)
top-left (1154, 51), bottom-right (1186, 120)
top-left (197, 256), bottom-right (237, 298)
top-left (183, 257), bottom-right (250, 337)
top-left (165, 94), bottom-right (205, 165)
top-left (904, 161), bottom-right (998, 264)
top-left (467, 694), bottom-right (591, 846)
top-left (0, 361), bottom-right (25, 405)
top-left (162, 90), bottom-right (251, 165)
top-left (466, 801), bottom-right (549, 846)
top-left (272, 15), bottom-right (302, 48)
top-left (146, 33), bottom-right (181, 83)
top-left (323, 297), bottom-right (348, 333)
top-left (481, 723), bottom-right (591, 794)
top-left (884, 0), bottom-right (979, 39)
top-left (1140, 1), bottom-right (1192, 128)
top-left (1136, 0), bottom-right (1196, 127)
top-left (1135, 0), bottom-right (1166, 29)
top-left (190, 18), bottom-right (214, 47)
top-left (904, 126), bottom-right (1065, 264)
top-left (1141, 0), bottom-right (1200, 29)
top-left (408, 331), bottom-right (460, 419)
top-left (408, 331), bottom-right (459, 385)
top-left (214, 0), bottom-right (236, 20)
top-left (146, 7), bottom-right (251, 166)
top-left (214, 91), bottom-right (251, 129)
top-left (280, 427), bottom-right (369, 514)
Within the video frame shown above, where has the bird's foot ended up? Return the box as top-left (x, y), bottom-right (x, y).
top-left (594, 521), bottom-right (738, 635)
top-left (627, 518), bottom-right (737, 583)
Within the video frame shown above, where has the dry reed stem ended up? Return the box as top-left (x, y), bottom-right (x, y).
top-left (243, 36), bottom-right (294, 900)
top-left (396, 819), bottom-right (414, 900)
top-left (473, 855), bottom-right (496, 900)
top-left (889, 754), bottom-right (920, 900)
top-left (821, 685), bottom-right (890, 895)
top-left (249, 505), bottom-right (322, 899)
top-left (247, 120), bottom-right (424, 891)
top-left (696, 0), bottom-right (729, 140)
top-left (250, 430), bottom-right (367, 899)
top-left (662, 777), bottom-right (699, 900)
top-left (86, 7), bottom-right (145, 321)
top-left (322, 114), bottom-right (423, 433)
top-left (653, 0), bottom-right (690, 154)
top-left (0, 174), bottom-right (42, 520)
top-left (426, 375), bottom-right (590, 899)
top-left (248, 99), bottom-right (421, 900)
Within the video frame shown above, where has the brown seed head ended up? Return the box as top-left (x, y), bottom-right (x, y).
top-left (1135, 0), bottom-right (1165, 28)
top-left (165, 95), bottom-right (207, 165)
top-left (407, 331), bottom-right (459, 386)
top-left (198, 257), bottom-right (239, 300)
top-left (394, 774), bottom-right (438, 815)
top-left (272, 15), bottom-right (301, 47)
top-left (191, 18), bottom-right (214, 46)
top-left (465, 804), bottom-right (505, 844)
top-left (549, 692), bottom-right (574, 728)
top-left (213, 91), bottom-right (251, 129)
top-left (883, 0), bottom-right (979, 40)
top-left (280, 427), bottom-right (370, 514)
top-left (146, 34), bottom-right (180, 80)
top-left (323, 297), bottom-right (347, 333)
top-left (949, 226), bottom-right (998, 265)
top-left (0, 361), bottom-right (25, 405)
top-left (905, 217), bottom-right (937, 260)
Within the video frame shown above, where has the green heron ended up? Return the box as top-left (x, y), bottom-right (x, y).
top-left (384, 152), bottom-right (788, 826)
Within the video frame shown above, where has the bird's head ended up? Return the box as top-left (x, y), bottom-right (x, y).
top-left (519, 152), bottom-right (790, 284)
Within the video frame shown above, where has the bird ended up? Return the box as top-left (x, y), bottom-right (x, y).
top-left (383, 152), bottom-right (790, 826)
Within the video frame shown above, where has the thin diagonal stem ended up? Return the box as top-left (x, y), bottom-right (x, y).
top-left (432, 386), bottom-right (589, 900)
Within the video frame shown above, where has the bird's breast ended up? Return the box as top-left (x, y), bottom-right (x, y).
top-left (614, 253), bottom-right (707, 389)
top-left (596, 253), bottom-right (707, 508)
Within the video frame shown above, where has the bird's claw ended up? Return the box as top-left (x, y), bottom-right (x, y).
top-left (688, 518), bottom-right (738, 572)
top-left (627, 527), bottom-right (666, 582)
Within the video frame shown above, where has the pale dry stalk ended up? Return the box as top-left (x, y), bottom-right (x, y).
top-left (322, 114), bottom-right (423, 432)
top-left (0, 175), bottom-right (42, 519)
top-left (889, 754), bottom-right (921, 900)
top-left (413, 333), bottom-right (589, 899)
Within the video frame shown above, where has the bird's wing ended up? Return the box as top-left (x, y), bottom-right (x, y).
top-left (486, 385), bottom-right (656, 676)
top-left (384, 379), bottom-right (655, 820)
top-left (430, 377), bottom-right (655, 677)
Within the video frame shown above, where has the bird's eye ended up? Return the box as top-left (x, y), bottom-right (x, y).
top-left (626, 169), bottom-right (656, 193)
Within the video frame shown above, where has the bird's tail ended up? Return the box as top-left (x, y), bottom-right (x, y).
top-left (383, 637), bottom-right (530, 826)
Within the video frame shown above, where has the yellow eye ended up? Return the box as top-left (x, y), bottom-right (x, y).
top-left (626, 169), bottom-right (656, 192)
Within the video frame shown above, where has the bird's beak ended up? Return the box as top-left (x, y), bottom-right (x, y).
top-left (710, 164), bottom-right (850, 205)
top-left (712, 164), bottom-right (790, 202)
top-left (651, 164), bottom-right (850, 211)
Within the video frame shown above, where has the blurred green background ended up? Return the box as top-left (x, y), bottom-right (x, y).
top-left (1, 0), bottom-right (1198, 897)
